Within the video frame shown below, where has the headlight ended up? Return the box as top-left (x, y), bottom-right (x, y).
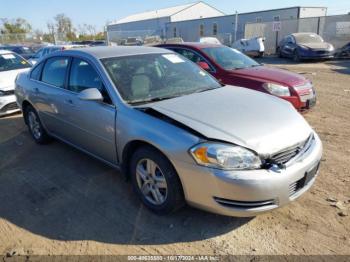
top-left (190, 143), bottom-right (262, 170)
top-left (263, 83), bottom-right (291, 96)
top-left (0, 90), bottom-right (5, 96)
top-left (328, 45), bottom-right (334, 51)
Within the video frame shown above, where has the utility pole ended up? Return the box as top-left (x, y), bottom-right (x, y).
top-left (234, 11), bottom-right (239, 42)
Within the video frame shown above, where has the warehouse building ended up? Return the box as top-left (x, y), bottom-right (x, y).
top-left (166, 6), bottom-right (328, 43)
top-left (107, 2), bottom-right (225, 41)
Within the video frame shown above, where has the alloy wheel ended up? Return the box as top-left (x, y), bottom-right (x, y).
top-left (28, 111), bottom-right (42, 140)
top-left (136, 158), bottom-right (168, 205)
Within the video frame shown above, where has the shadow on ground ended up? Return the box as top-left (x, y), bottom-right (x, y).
top-left (327, 59), bottom-right (350, 75)
top-left (0, 116), bottom-right (251, 245)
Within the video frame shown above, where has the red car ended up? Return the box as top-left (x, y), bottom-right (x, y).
top-left (157, 43), bottom-right (316, 111)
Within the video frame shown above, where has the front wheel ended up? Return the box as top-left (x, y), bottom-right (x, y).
top-left (130, 146), bottom-right (185, 214)
top-left (24, 105), bottom-right (51, 144)
top-left (277, 48), bottom-right (282, 58)
top-left (293, 50), bottom-right (301, 62)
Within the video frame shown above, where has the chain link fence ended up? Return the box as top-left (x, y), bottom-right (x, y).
top-left (106, 29), bottom-right (234, 46)
top-left (0, 32), bottom-right (82, 45)
top-left (245, 14), bottom-right (350, 54)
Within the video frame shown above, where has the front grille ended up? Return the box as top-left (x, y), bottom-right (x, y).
top-left (316, 50), bottom-right (328, 55)
top-left (270, 135), bottom-right (314, 165)
top-left (214, 197), bottom-right (276, 209)
top-left (294, 82), bottom-right (313, 92)
top-left (0, 90), bottom-right (15, 96)
top-left (1, 102), bottom-right (19, 113)
top-left (289, 181), bottom-right (298, 197)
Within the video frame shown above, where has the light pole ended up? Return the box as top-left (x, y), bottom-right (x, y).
top-left (234, 11), bottom-right (239, 43)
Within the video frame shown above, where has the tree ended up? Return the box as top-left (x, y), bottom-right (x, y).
top-left (0, 18), bottom-right (31, 34)
top-left (53, 13), bottom-right (76, 41)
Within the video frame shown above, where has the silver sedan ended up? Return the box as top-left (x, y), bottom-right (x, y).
top-left (15, 46), bottom-right (322, 217)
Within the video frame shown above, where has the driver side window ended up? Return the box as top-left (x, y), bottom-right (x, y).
top-left (68, 58), bottom-right (112, 104)
top-left (176, 49), bottom-right (205, 64)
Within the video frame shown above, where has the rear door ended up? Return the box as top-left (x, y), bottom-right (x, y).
top-left (30, 56), bottom-right (71, 134)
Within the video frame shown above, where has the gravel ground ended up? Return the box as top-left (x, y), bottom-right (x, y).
top-left (0, 58), bottom-right (349, 257)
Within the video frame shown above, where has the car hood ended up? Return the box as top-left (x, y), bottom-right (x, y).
top-left (300, 42), bottom-right (331, 50)
top-left (0, 68), bottom-right (30, 90)
top-left (150, 86), bottom-right (312, 155)
top-left (230, 66), bottom-right (307, 86)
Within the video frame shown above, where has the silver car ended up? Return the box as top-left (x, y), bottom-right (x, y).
top-left (15, 46), bottom-right (323, 217)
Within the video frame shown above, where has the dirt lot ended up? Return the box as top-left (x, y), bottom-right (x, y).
top-left (0, 58), bottom-right (349, 257)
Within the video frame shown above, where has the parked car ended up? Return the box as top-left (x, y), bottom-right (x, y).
top-left (158, 43), bottom-right (316, 111)
top-left (15, 46), bottom-right (322, 217)
top-left (29, 45), bottom-right (85, 65)
top-left (335, 42), bottom-right (350, 58)
top-left (1, 45), bottom-right (36, 60)
top-left (123, 37), bottom-right (143, 46)
top-left (277, 33), bottom-right (334, 62)
top-left (199, 37), bottom-right (221, 45)
top-left (232, 36), bottom-right (265, 58)
top-left (71, 40), bottom-right (106, 47)
top-left (0, 50), bottom-right (31, 116)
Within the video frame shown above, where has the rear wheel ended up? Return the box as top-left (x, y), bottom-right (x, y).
top-left (130, 146), bottom-right (184, 214)
top-left (24, 105), bottom-right (51, 144)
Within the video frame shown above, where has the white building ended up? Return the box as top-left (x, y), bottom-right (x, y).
top-left (107, 2), bottom-right (225, 41)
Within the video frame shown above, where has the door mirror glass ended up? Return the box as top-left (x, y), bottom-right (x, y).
top-left (77, 88), bottom-right (103, 102)
top-left (197, 61), bottom-right (210, 71)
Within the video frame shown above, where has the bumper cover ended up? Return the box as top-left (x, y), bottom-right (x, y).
top-left (0, 94), bottom-right (20, 116)
top-left (175, 133), bottom-right (323, 217)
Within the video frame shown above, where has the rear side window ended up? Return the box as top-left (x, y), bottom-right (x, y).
top-left (30, 62), bottom-right (44, 80)
top-left (41, 57), bottom-right (69, 88)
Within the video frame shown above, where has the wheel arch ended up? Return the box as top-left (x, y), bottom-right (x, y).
top-left (22, 100), bottom-right (34, 125)
top-left (121, 140), bottom-right (182, 185)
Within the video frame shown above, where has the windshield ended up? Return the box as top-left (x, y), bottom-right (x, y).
top-left (295, 34), bottom-right (324, 44)
top-left (0, 53), bottom-right (31, 72)
top-left (202, 46), bottom-right (260, 70)
top-left (102, 53), bottom-right (221, 105)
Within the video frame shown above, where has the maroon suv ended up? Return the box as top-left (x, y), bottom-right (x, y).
top-left (158, 43), bottom-right (316, 111)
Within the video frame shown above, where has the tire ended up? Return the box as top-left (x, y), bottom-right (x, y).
top-left (293, 50), bottom-right (301, 63)
top-left (130, 146), bottom-right (185, 214)
top-left (277, 48), bottom-right (282, 58)
top-left (257, 52), bottom-right (264, 58)
top-left (24, 105), bottom-right (51, 144)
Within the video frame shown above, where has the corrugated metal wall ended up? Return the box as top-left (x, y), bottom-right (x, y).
top-left (245, 14), bottom-right (350, 54)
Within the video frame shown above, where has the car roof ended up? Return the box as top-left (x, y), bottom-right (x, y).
top-left (291, 32), bottom-right (320, 37)
top-left (0, 49), bottom-right (14, 55)
top-left (160, 42), bottom-right (222, 49)
top-left (63, 46), bottom-right (172, 59)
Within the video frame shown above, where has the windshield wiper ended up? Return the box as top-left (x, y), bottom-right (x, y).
top-left (127, 95), bottom-right (182, 105)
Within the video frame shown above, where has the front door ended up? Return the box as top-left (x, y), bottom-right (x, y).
top-left (61, 57), bottom-right (117, 164)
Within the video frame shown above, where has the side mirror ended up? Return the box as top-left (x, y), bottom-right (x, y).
top-left (78, 88), bottom-right (103, 102)
top-left (197, 61), bottom-right (210, 71)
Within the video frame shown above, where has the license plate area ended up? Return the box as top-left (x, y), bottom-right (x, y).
top-left (296, 162), bottom-right (320, 190)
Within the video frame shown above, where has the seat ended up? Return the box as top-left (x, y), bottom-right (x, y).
top-left (131, 74), bottom-right (151, 100)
